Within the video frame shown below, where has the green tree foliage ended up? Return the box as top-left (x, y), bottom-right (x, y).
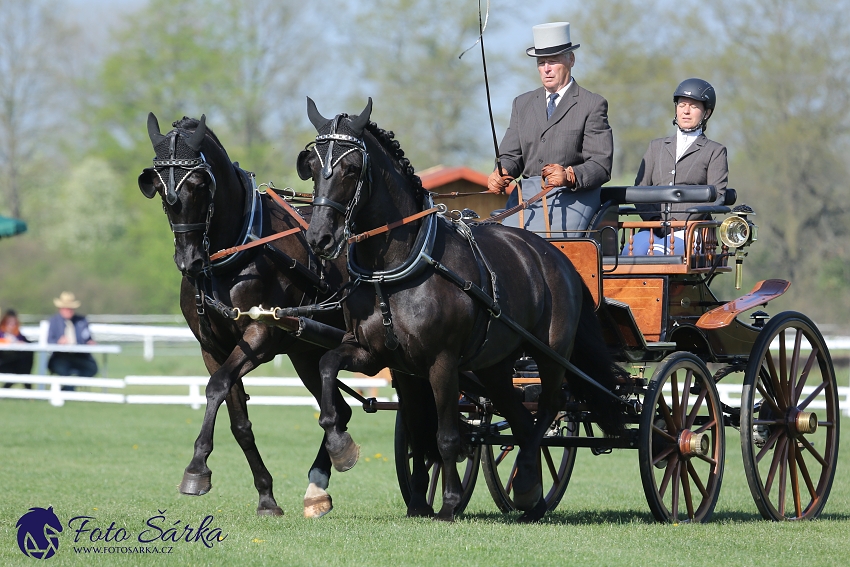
top-left (701, 0), bottom-right (850, 319)
top-left (338, 0), bottom-right (495, 171)
top-left (569, 1), bottom-right (678, 180)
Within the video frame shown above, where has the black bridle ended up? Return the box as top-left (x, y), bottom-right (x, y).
top-left (305, 115), bottom-right (372, 259)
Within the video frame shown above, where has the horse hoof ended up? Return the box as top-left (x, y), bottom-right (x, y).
top-left (257, 506), bottom-right (284, 517)
top-left (329, 433), bottom-right (360, 472)
top-left (516, 498), bottom-right (547, 524)
top-left (434, 507), bottom-right (455, 523)
top-left (406, 505), bottom-right (435, 518)
top-left (512, 482), bottom-right (542, 512)
top-left (304, 495), bottom-right (333, 518)
top-left (179, 471), bottom-right (212, 496)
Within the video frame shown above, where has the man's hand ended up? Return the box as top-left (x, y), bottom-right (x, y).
top-left (541, 164), bottom-right (576, 189)
top-left (487, 170), bottom-right (512, 194)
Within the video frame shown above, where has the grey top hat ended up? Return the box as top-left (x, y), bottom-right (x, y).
top-left (526, 22), bottom-right (580, 57)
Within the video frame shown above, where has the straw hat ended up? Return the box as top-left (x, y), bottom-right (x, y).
top-left (53, 291), bottom-right (81, 309)
top-left (526, 22), bottom-right (580, 57)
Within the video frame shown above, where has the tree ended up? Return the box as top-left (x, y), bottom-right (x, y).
top-left (0, 0), bottom-right (77, 218)
top-left (702, 0), bottom-right (850, 318)
top-left (338, 0), bottom-right (497, 171)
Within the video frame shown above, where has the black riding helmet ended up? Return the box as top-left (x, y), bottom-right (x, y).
top-left (673, 78), bottom-right (715, 132)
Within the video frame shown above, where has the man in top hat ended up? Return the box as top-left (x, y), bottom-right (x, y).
top-left (46, 292), bottom-right (98, 390)
top-left (488, 22), bottom-right (613, 235)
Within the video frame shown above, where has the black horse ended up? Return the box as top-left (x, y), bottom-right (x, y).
top-left (299, 99), bottom-right (624, 522)
top-left (138, 113), bottom-right (351, 518)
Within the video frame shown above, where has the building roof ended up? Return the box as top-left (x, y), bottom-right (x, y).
top-left (418, 166), bottom-right (488, 190)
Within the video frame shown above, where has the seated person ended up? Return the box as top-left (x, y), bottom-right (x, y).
top-left (486, 21), bottom-right (613, 236)
top-left (0, 309), bottom-right (34, 388)
top-left (626, 78), bottom-right (728, 255)
top-left (47, 292), bottom-right (98, 391)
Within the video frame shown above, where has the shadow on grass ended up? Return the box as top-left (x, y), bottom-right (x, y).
top-left (459, 508), bottom-right (850, 525)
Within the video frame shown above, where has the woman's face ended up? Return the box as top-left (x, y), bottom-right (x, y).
top-left (676, 97), bottom-right (706, 130)
top-left (0, 315), bottom-right (19, 334)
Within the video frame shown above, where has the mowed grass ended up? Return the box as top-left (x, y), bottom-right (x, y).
top-left (2, 399), bottom-right (850, 567)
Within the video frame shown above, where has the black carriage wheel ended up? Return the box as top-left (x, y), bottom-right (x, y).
top-left (480, 410), bottom-right (578, 513)
top-left (393, 411), bottom-right (480, 516)
top-left (639, 352), bottom-right (725, 523)
top-left (740, 312), bottom-right (840, 521)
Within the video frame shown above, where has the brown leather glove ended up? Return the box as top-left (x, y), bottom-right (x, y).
top-left (487, 169), bottom-right (512, 194)
top-left (541, 164), bottom-right (576, 189)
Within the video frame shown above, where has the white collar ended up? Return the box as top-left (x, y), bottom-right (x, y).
top-left (545, 78), bottom-right (574, 105)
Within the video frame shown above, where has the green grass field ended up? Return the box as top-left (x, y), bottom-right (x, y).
top-left (2, 396), bottom-right (850, 567)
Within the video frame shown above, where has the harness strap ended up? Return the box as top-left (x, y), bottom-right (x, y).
top-left (348, 206), bottom-right (440, 244)
top-left (423, 253), bottom-right (628, 406)
top-left (264, 186), bottom-right (311, 231)
top-left (374, 281), bottom-right (400, 351)
top-left (487, 184), bottom-right (557, 224)
top-left (209, 226), bottom-right (302, 261)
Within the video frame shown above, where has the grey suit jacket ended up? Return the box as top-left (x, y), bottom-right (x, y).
top-left (634, 133), bottom-right (728, 221)
top-left (498, 81), bottom-right (613, 232)
top-left (498, 81), bottom-right (613, 190)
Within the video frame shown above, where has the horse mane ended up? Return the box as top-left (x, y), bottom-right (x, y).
top-left (172, 116), bottom-right (228, 155)
top-left (363, 121), bottom-right (424, 204)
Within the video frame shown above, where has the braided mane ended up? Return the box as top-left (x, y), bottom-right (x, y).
top-left (364, 121), bottom-right (424, 202)
top-left (172, 116), bottom-right (228, 154)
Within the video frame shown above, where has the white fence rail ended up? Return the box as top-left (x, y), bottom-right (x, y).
top-left (0, 374), bottom-right (390, 409)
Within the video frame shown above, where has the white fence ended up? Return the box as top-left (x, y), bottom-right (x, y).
top-left (0, 373), bottom-right (390, 409)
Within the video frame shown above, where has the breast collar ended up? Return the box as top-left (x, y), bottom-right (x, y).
top-left (346, 193), bottom-right (438, 284)
top-left (208, 168), bottom-right (264, 274)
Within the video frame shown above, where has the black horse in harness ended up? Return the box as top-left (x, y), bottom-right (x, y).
top-left (138, 113), bottom-right (351, 518)
top-left (299, 98), bottom-right (625, 522)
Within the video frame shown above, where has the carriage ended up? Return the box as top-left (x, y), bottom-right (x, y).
top-left (383, 183), bottom-right (840, 523)
top-left (140, 107), bottom-right (838, 524)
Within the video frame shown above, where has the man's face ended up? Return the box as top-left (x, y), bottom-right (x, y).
top-left (676, 97), bottom-right (706, 130)
top-left (537, 53), bottom-right (574, 93)
top-left (59, 307), bottom-right (75, 320)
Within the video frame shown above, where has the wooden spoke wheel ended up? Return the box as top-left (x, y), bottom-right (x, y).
top-left (393, 411), bottom-right (480, 516)
top-left (639, 352), bottom-right (725, 523)
top-left (480, 410), bottom-right (578, 513)
top-left (741, 312), bottom-right (840, 521)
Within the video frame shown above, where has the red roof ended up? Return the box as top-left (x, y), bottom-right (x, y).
top-left (418, 166), bottom-right (488, 190)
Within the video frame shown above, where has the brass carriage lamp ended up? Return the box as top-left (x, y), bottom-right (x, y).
top-left (718, 205), bottom-right (757, 289)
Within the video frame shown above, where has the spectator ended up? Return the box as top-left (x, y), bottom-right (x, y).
top-left (0, 309), bottom-right (34, 388)
top-left (47, 292), bottom-right (98, 391)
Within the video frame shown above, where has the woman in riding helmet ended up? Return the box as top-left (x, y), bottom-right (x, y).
top-left (626, 78), bottom-right (728, 255)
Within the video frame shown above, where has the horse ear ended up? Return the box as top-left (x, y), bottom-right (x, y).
top-left (349, 97), bottom-right (373, 134)
top-left (307, 97), bottom-right (329, 131)
top-left (186, 114), bottom-right (206, 152)
top-left (138, 168), bottom-right (158, 199)
top-left (147, 112), bottom-right (166, 146)
top-left (296, 149), bottom-right (313, 180)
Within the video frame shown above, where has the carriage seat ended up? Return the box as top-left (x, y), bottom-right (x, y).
top-left (589, 186), bottom-right (737, 256)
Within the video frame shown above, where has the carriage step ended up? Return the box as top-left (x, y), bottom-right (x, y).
top-left (644, 342), bottom-right (677, 350)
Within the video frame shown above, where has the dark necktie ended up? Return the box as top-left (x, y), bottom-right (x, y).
top-left (547, 92), bottom-right (559, 120)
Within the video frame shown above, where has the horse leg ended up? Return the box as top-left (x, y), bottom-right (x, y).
top-left (223, 380), bottom-right (283, 516)
top-left (395, 373), bottom-right (437, 518)
top-left (317, 343), bottom-right (382, 472)
top-left (180, 327), bottom-right (271, 496)
top-left (428, 355), bottom-right (464, 522)
top-left (476, 360), bottom-right (542, 513)
top-left (290, 351), bottom-right (352, 518)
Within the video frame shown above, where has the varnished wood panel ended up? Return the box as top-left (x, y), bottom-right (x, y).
top-left (602, 277), bottom-right (665, 341)
top-left (548, 239), bottom-right (601, 308)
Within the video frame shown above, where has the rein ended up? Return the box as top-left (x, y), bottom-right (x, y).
top-left (208, 185), bottom-right (310, 261)
top-left (347, 205), bottom-right (441, 244)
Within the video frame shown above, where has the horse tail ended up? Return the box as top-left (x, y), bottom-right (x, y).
top-left (568, 284), bottom-right (627, 436)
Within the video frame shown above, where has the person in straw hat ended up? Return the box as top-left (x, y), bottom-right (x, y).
top-left (46, 292), bottom-right (98, 390)
top-left (487, 21), bottom-right (613, 235)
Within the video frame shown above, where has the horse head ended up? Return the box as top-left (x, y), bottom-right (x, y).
top-left (300, 97), bottom-right (373, 260)
top-left (138, 112), bottom-right (220, 276)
